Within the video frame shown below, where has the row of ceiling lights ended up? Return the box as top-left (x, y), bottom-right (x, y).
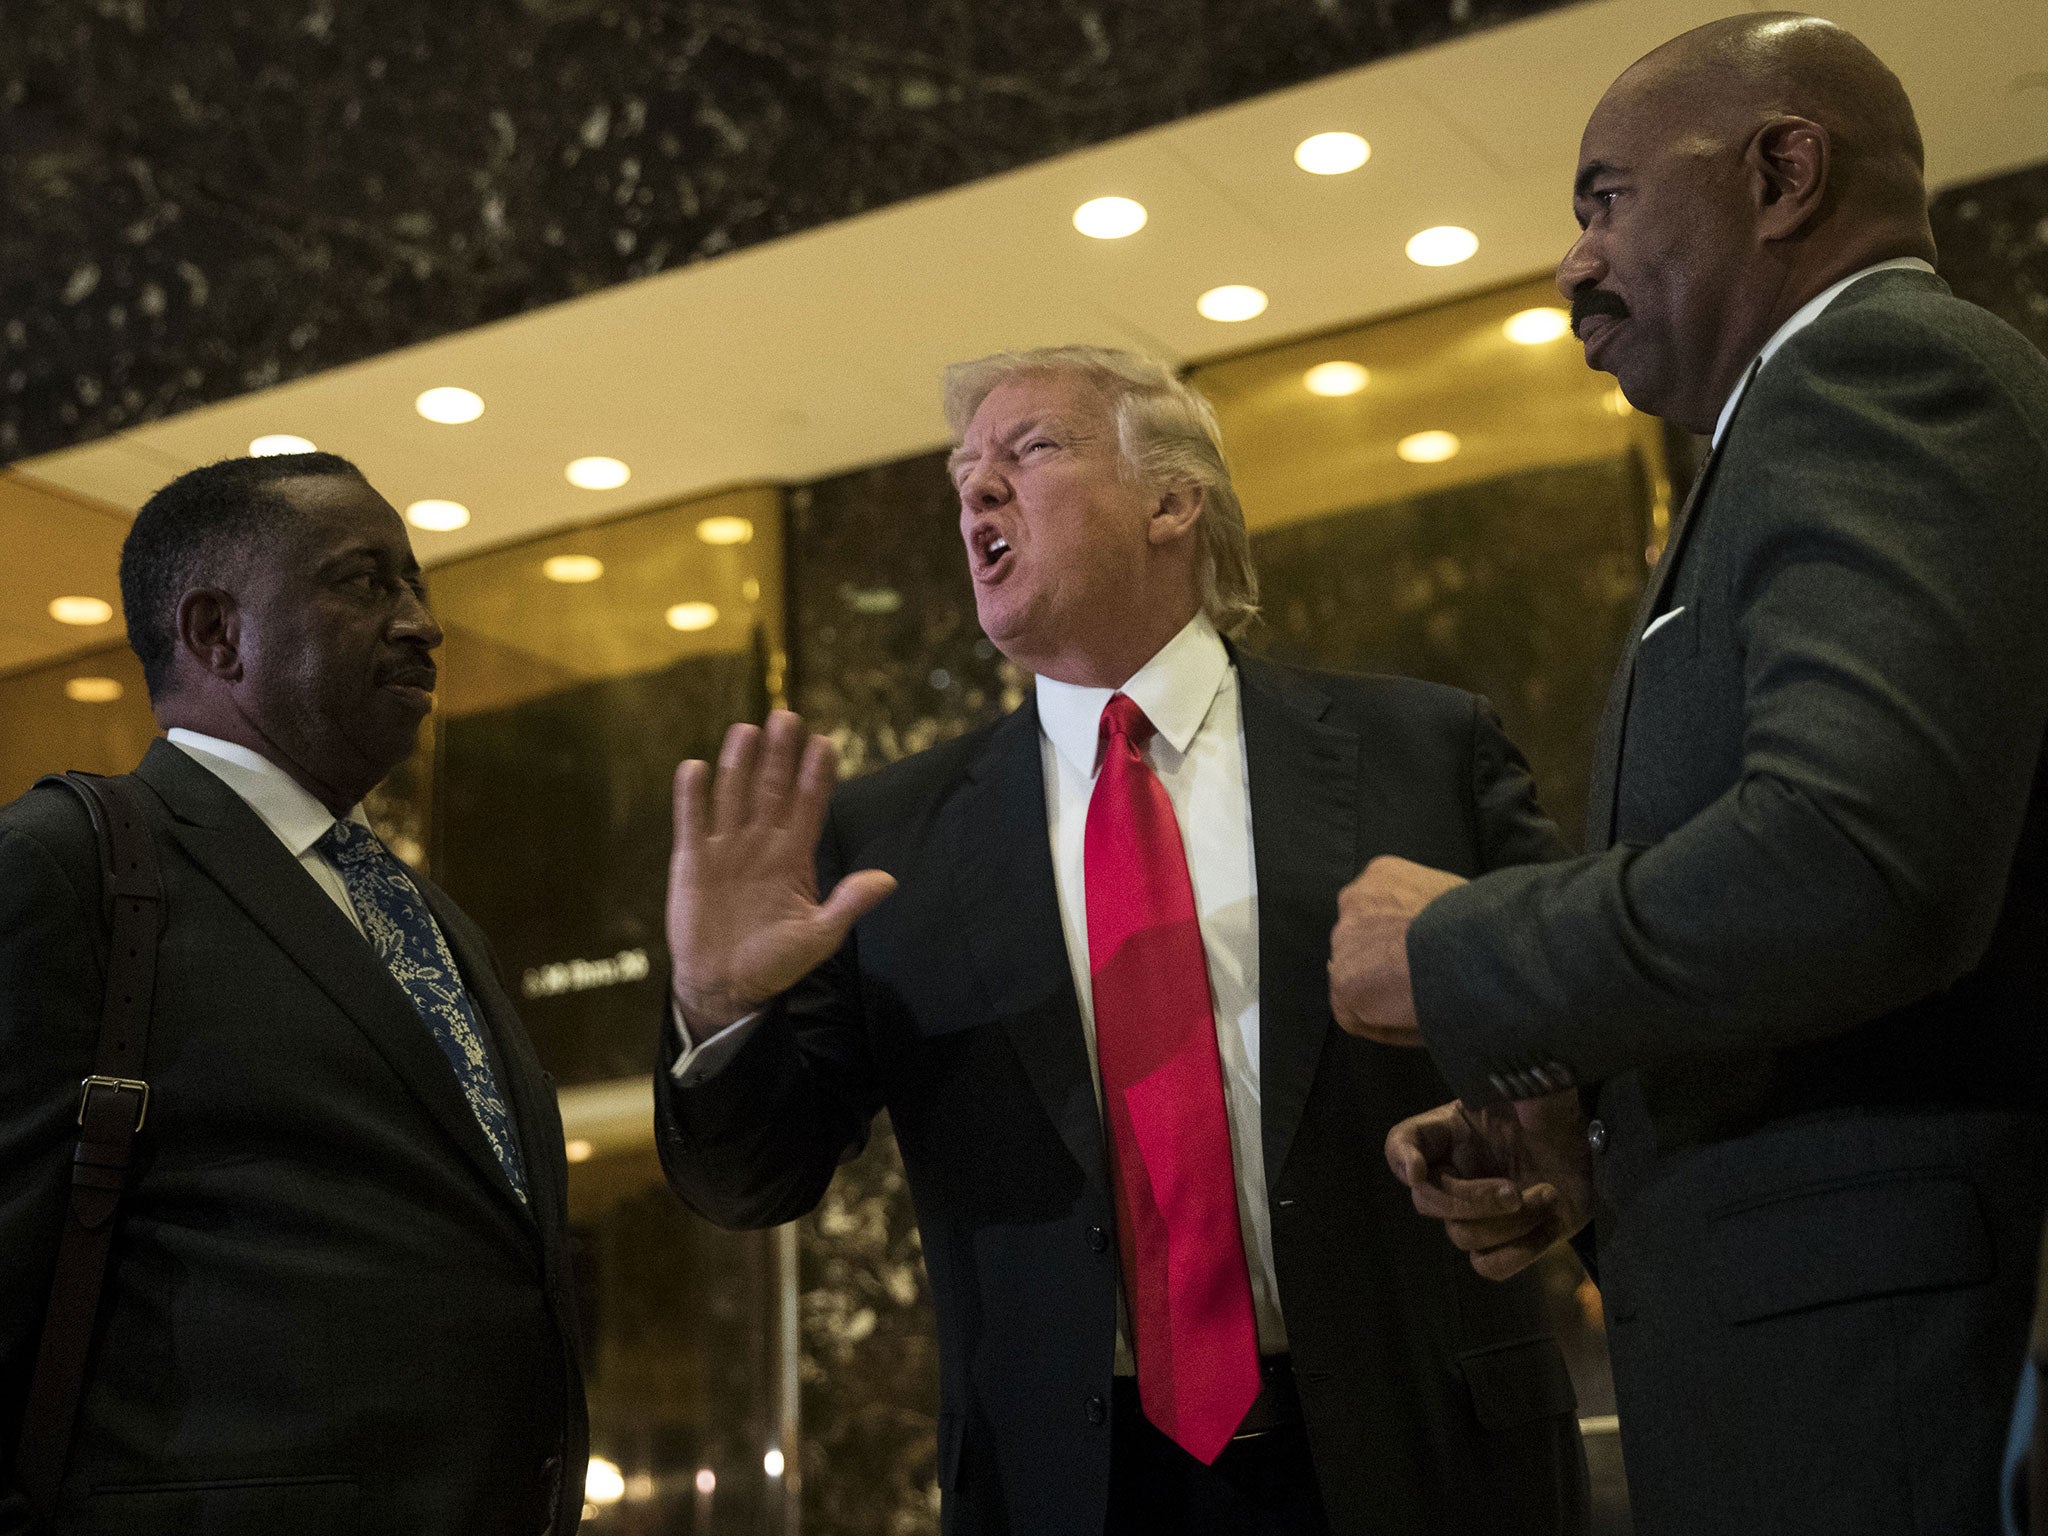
top-left (41, 134), bottom-right (1593, 694)
top-left (1073, 131), bottom-right (1487, 326)
top-left (1293, 304), bottom-right (1578, 467)
top-left (44, 301), bottom-right (1593, 661)
top-left (44, 386), bottom-right (756, 701)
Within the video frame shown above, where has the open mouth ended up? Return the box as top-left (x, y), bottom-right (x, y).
top-left (970, 524), bottom-right (1014, 580)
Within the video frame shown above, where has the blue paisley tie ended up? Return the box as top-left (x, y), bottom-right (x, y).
top-left (317, 820), bottom-right (529, 1203)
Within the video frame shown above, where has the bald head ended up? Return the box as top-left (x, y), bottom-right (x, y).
top-left (1558, 14), bottom-right (1936, 433)
top-left (1619, 13), bottom-right (1928, 226)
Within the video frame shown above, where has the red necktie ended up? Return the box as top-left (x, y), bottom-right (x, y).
top-left (1084, 692), bottom-right (1261, 1465)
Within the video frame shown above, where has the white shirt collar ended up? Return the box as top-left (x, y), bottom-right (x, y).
top-left (1711, 257), bottom-right (1936, 448)
top-left (165, 728), bottom-right (369, 855)
top-left (1034, 614), bottom-right (1230, 778)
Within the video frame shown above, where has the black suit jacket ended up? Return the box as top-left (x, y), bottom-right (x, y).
top-left (658, 650), bottom-right (1589, 1536)
top-left (0, 741), bottom-right (586, 1536)
top-left (1411, 269), bottom-right (2048, 1534)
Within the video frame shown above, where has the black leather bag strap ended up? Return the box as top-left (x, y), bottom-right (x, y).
top-left (14, 772), bottom-right (163, 1518)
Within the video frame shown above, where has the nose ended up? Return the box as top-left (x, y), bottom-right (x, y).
top-left (392, 584), bottom-right (445, 650)
top-left (1556, 229), bottom-right (1604, 304)
top-left (958, 457), bottom-right (1010, 511)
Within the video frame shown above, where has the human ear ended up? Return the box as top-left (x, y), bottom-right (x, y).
top-left (177, 589), bottom-right (244, 682)
top-left (1148, 483), bottom-right (1205, 545)
top-left (1750, 116), bottom-right (1829, 241)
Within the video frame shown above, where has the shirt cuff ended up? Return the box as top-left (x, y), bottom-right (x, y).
top-left (669, 1002), bottom-right (763, 1087)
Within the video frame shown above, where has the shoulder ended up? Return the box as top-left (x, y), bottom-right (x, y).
top-left (1762, 272), bottom-right (2048, 440)
top-left (0, 780), bottom-right (102, 916)
top-left (0, 779), bottom-right (101, 875)
top-left (1237, 649), bottom-right (1482, 738)
top-left (828, 711), bottom-right (1013, 828)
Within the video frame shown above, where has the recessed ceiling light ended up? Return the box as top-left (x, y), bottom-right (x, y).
top-left (565, 1138), bottom-right (593, 1163)
top-left (1197, 284), bottom-right (1268, 322)
top-left (1073, 196), bottom-right (1147, 239)
top-left (249, 434), bottom-right (316, 456)
top-left (415, 386), bottom-right (484, 424)
top-left (1405, 226), bottom-right (1479, 267)
top-left (49, 595), bottom-right (114, 626)
top-left (405, 499), bottom-right (471, 532)
top-left (1303, 361), bottom-right (1369, 397)
top-left (1397, 430), bottom-right (1461, 464)
top-left (764, 1449), bottom-right (786, 1479)
top-left (1503, 307), bottom-right (1572, 345)
top-left (542, 555), bottom-right (605, 583)
top-left (1294, 131), bottom-right (1370, 175)
top-left (666, 601), bottom-right (719, 632)
top-left (696, 515), bottom-right (754, 546)
top-left (695, 1470), bottom-right (717, 1496)
top-left (586, 1458), bottom-right (625, 1505)
top-left (566, 456), bottom-right (630, 490)
top-left (65, 676), bottom-right (125, 704)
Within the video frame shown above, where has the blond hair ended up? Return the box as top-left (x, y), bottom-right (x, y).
top-left (942, 345), bottom-right (1260, 637)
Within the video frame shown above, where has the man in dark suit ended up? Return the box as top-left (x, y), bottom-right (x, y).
top-left (0, 454), bottom-right (586, 1534)
top-left (655, 347), bottom-right (1589, 1534)
top-left (1329, 15), bottom-right (2048, 1535)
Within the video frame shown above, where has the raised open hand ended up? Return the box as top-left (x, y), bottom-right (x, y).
top-left (667, 710), bottom-right (897, 1039)
top-left (1384, 1091), bottom-right (1592, 1281)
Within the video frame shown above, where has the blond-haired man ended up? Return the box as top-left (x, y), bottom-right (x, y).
top-left (654, 347), bottom-right (1589, 1535)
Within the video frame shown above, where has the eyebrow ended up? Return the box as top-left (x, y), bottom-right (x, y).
top-left (947, 415), bottom-right (1070, 479)
top-left (1574, 159), bottom-right (1625, 199)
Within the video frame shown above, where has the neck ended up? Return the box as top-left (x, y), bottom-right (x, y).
top-left (158, 694), bottom-right (370, 819)
top-left (1681, 239), bottom-right (1928, 433)
top-left (1024, 600), bottom-right (1201, 690)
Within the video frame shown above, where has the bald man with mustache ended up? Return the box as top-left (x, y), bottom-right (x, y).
top-left (1327, 14), bottom-right (2048, 1535)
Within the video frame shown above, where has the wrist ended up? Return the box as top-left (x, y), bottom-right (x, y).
top-left (672, 977), bottom-right (757, 1042)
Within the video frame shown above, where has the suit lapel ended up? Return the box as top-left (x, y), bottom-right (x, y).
top-left (945, 700), bottom-right (1108, 1193)
top-left (1234, 652), bottom-right (1360, 1192)
top-left (135, 742), bottom-right (536, 1220)
top-left (1587, 443), bottom-right (1724, 847)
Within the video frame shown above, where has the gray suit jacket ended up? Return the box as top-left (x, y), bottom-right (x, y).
top-left (1410, 269), bottom-right (2048, 1535)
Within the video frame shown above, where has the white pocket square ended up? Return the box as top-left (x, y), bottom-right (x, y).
top-left (1641, 605), bottom-right (1686, 641)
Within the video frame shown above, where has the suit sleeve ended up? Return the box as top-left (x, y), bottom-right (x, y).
top-left (653, 802), bottom-right (884, 1230)
top-left (0, 809), bottom-right (105, 1531)
top-left (1467, 696), bottom-right (1573, 873)
top-left (1410, 306), bottom-right (2048, 1102)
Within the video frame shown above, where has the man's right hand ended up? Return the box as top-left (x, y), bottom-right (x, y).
top-left (666, 710), bottom-right (898, 1041)
top-left (1384, 1092), bottom-right (1592, 1281)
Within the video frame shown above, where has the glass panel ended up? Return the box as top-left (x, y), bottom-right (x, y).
top-left (404, 484), bottom-right (794, 1535)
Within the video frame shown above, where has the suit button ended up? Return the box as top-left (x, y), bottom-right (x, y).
top-left (1586, 1118), bottom-right (1608, 1154)
top-left (1087, 1225), bottom-right (1108, 1253)
top-left (1085, 1395), bottom-right (1108, 1426)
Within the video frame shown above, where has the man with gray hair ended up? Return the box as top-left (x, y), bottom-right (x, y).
top-left (654, 345), bottom-right (1589, 1534)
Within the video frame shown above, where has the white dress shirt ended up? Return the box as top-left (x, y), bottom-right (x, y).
top-left (1711, 257), bottom-right (1936, 448)
top-left (670, 616), bottom-right (1288, 1359)
top-left (166, 729), bottom-right (371, 934)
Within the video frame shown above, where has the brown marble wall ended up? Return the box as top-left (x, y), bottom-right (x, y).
top-left (1248, 452), bottom-right (1652, 847)
top-left (1932, 159), bottom-right (2048, 356)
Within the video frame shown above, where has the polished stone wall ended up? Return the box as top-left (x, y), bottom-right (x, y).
top-left (1251, 453), bottom-right (1651, 848)
top-left (1932, 159), bottom-right (2048, 356)
top-left (0, 0), bottom-right (1573, 463)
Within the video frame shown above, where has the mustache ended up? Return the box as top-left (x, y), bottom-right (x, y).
top-left (1569, 283), bottom-right (1631, 336)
